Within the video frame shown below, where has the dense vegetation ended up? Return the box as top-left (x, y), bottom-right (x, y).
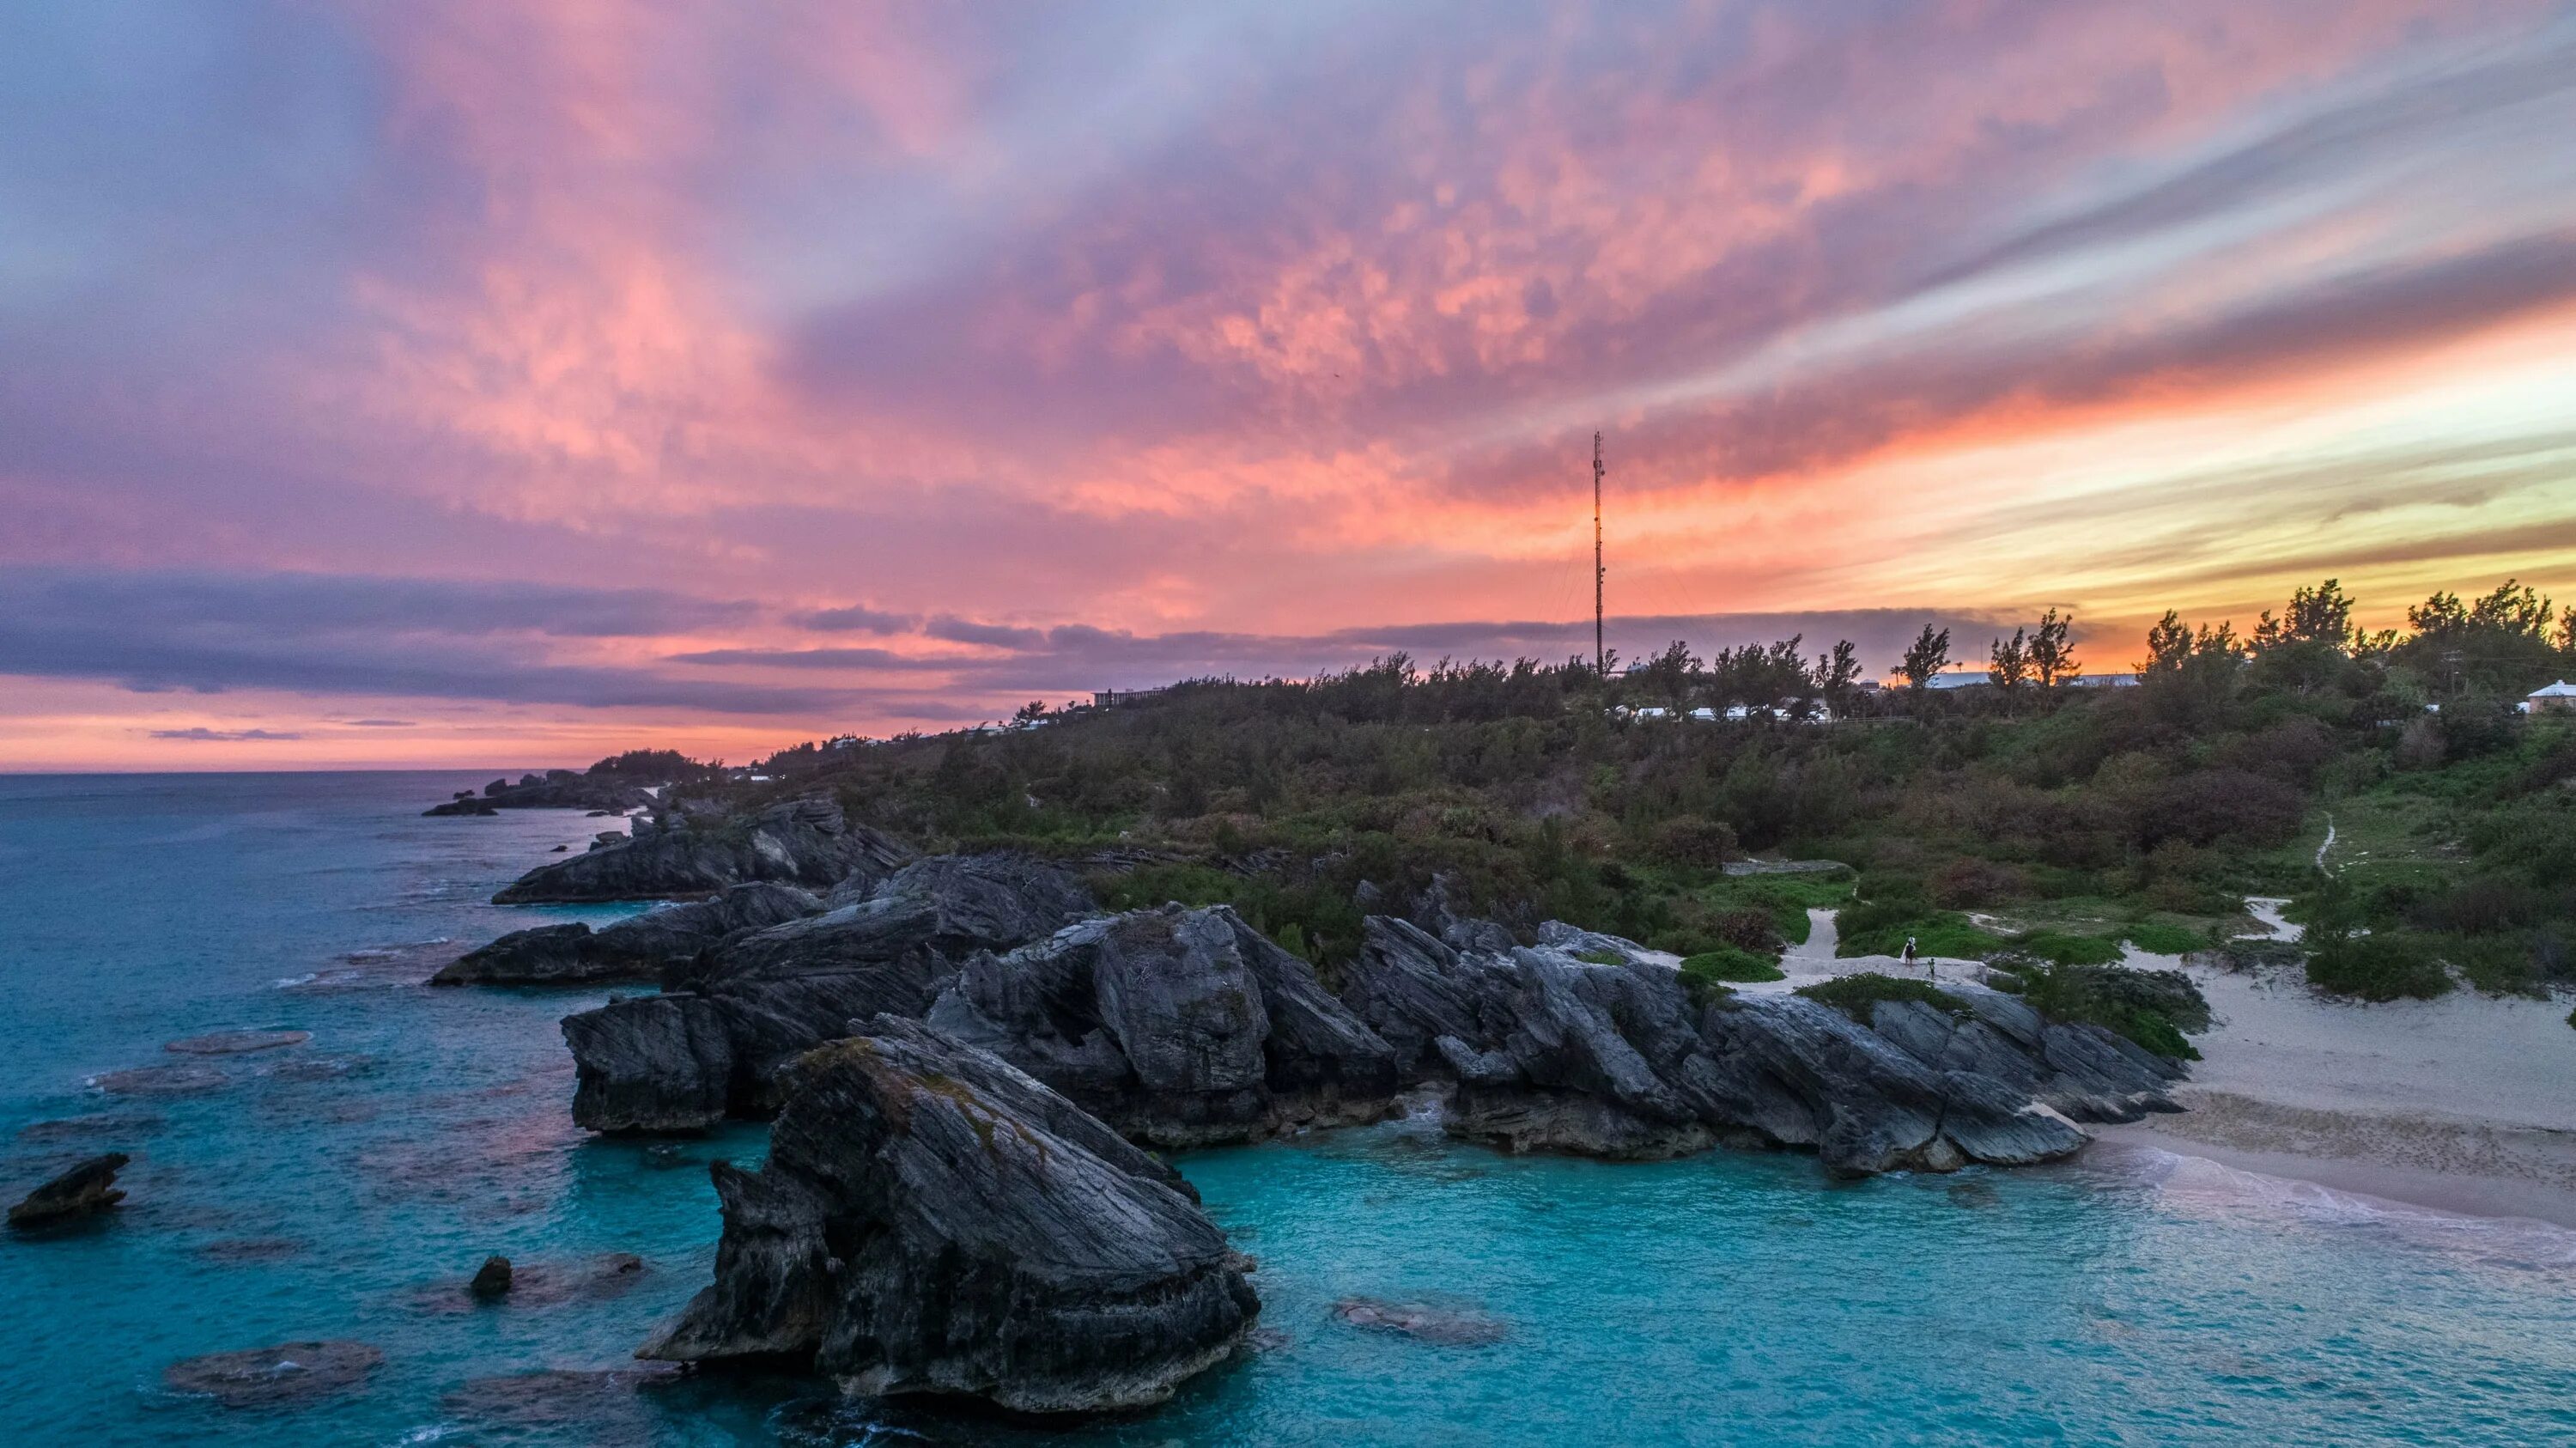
top-left (661, 578), bottom-right (2573, 1009)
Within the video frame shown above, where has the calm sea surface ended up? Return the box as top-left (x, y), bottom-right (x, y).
top-left (3, 772), bottom-right (2571, 1445)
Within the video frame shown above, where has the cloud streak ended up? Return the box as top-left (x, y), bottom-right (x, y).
top-left (4, 2), bottom-right (2573, 761)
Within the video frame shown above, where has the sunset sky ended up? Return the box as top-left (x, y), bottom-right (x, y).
top-left (6, 1), bottom-right (2574, 770)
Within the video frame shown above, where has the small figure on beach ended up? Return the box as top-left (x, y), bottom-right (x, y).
top-left (1901, 935), bottom-right (1917, 964)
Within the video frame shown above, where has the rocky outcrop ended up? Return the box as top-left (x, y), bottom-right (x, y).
top-left (562, 855), bottom-right (1095, 1132)
top-left (426, 769), bottom-right (663, 816)
top-left (9, 1152), bottom-right (130, 1228)
top-left (1342, 916), bottom-right (2181, 1175)
top-left (432, 883), bottom-right (823, 986)
top-left (927, 903), bottom-right (1400, 1147)
top-left (493, 797), bottom-right (911, 904)
top-left (640, 1017), bottom-right (1257, 1415)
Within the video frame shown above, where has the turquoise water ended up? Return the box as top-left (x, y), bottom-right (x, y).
top-left (3, 774), bottom-right (2573, 1445)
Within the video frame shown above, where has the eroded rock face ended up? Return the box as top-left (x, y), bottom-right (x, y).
top-left (562, 855), bottom-right (1096, 1133)
top-left (432, 883), bottom-right (823, 987)
top-left (1342, 916), bottom-right (2178, 1175)
top-left (493, 797), bottom-right (911, 904)
top-left (640, 1017), bottom-right (1257, 1415)
top-left (9, 1152), bottom-right (130, 1228)
top-left (928, 903), bottom-right (1400, 1147)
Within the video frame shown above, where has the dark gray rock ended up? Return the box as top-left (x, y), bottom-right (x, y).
top-left (433, 923), bottom-right (598, 987)
top-left (562, 855), bottom-right (1095, 1133)
top-left (927, 903), bottom-right (1400, 1147)
top-left (470, 1256), bottom-right (513, 1299)
top-left (9, 1152), bottom-right (129, 1228)
top-left (640, 1016), bottom-right (1257, 1415)
top-left (433, 884), bottom-right (823, 987)
top-left (1343, 916), bottom-right (2137, 1175)
top-left (493, 797), bottom-right (911, 904)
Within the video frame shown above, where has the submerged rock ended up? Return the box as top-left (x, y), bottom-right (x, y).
top-left (493, 797), bottom-right (911, 904)
top-left (165, 1029), bottom-right (311, 1056)
top-left (433, 882), bottom-right (823, 987)
top-left (440, 1365), bottom-right (685, 1445)
top-left (928, 903), bottom-right (1400, 1147)
top-left (562, 855), bottom-right (1094, 1133)
top-left (162, 1340), bottom-right (383, 1407)
top-left (641, 1016), bottom-right (1257, 1415)
top-left (91, 1062), bottom-right (229, 1097)
top-left (1331, 1296), bottom-right (1510, 1347)
top-left (1341, 915), bottom-right (2178, 1176)
top-left (8, 1152), bottom-right (130, 1228)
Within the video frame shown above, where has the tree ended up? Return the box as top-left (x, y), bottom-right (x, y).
top-left (1811, 639), bottom-right (1862, 715)
top-left (2396, 578), bottom-right (2558, 698)
top-left (1899, 624), bottom-right (1951, 691)
top-left (1631, 639), bottom-right (1698, 701)
top-left (2140, 611), bottom-right (2192, 678)
top-left (1011, 699), bottom-right (1048, 725)
top-left (1988, 628), bottom-right (2030, 691)
top-left (2029, 607), bottom-right (2079, 687)
top-left (2256, 578), bottom-right (2357, 652)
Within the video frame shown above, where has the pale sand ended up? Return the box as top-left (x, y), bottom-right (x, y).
top-left (1753, 901), bottom-right (2576, 1226)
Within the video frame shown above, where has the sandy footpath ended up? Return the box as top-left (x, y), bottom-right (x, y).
top-left (1741, 901), bottom-right (2576, 1226)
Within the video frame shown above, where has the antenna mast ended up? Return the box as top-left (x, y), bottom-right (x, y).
top-left (1593, 431), bottom-right (1605, 676)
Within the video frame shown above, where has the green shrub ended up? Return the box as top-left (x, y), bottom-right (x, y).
top-left (1988, 960), bottom-right (2210, 1060)
top-left (2305, 934), bottom-right (2452, 1002)
top-left (1680, 946), bottom-right (1786, 995)
top-left (1795, 973), bottom-right (1965, 1024)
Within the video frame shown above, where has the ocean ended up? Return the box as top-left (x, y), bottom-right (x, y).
top-left (3, 771), bottom-right (2571, 1445)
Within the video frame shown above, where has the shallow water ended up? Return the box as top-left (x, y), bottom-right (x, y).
top-left (3, 774), bottom-right (2573, 1445)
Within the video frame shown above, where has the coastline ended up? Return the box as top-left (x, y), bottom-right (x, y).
top-left (1758, 903), bottom-right (2576, 1231)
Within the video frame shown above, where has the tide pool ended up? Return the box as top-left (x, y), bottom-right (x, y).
top-left (3, 773), bottom-right (2570, 1445)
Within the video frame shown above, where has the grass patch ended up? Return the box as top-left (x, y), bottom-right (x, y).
top-left (2010, 930), bottom-right (2124, 967)
top-left (2121, 922), bottom-right (2205, 955)
top-left (1795, 973), bottom-right (1965, 1024)
top-left (1572, 947), bottom-right (1627, 966)
top-left (1837, 907), bottom-right (2005, 961)
top-left (1680, 946), bottom-right (1785, 998)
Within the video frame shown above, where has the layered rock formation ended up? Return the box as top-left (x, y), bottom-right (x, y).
top-left (1342, 916), bottom-right (2181, 1174)
top-left (641, 1016), bottom-right (1257, 1415)
top-left (562, 855), bottom-right (1095, 1131)
top-left (432, 883), bottom-right (823, 987)
top-left (927, 903), bottom-right (1400, 1147)
top-left (493, 797), bottom-right (912, 904)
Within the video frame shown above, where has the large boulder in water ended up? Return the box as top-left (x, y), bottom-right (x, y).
top-left (493, 797), bottom-right (911, 904)
top-left (562, 855), bottom-right (1095, 1132)
top-left (433, 883), bottom-right (823, 987)
top-left (929, 903), bottom-right (1400, 1147)
top-left (640, 1016), bottom-right (1257, 1415)
top-left (1341, 915), bottom-right (2162, 1175)
top-left (9, 1152), bottom-right (130, 1228)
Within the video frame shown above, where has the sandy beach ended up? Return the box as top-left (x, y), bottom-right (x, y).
top-left (1750, 903), bottom-right (2576, 1229)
